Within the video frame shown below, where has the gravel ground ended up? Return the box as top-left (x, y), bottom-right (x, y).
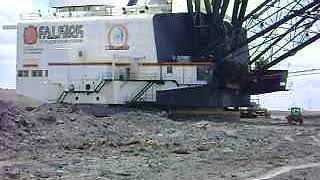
top-left (1, 89), bottom-right (320, 180)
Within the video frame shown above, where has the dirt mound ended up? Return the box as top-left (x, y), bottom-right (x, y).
top-left (0, 102), bottom-right (150, 179)
top-left (0, 100), bottom-right (31, 161)
top-left (0, 100), bottom-right (19, 132)
top-left (24, 104), bottom-right (136, 151)
top-left (1, 102), bottom-right (156, 155)
top-left (1, 90), bottom-right (320, 179)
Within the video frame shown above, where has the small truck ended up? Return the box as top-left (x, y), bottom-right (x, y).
top-left (287, 107), bottom-right (303, 125)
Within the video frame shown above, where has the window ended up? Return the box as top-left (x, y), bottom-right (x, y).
top-left (197, 66), bottom-right (210, 81)
top-left (17, 70), bottom-right (29, 77)
top-left (78, 51), bottom-right (84, 58)
top-left (74, 7), bottom-right (85, 11)
top-left (44, 70), bottom-right (49, 77)
top-left (17, 71), bottom-right (22, 77)
top-left (32, 70), bottom-right (43, 77)
top-left (167, 66), bottom-right (173, 74)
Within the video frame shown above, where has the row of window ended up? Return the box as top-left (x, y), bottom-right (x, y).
top-left (17, 67), bottom-right (171, 78)
top-left (57, 6), bottom-right (107, 12)
top-left (17, 67), bottom-right (209, 80)
top-left (165, 66), bottom-right (209, 81)
top-left (17, 70), bottom-right (48, 78)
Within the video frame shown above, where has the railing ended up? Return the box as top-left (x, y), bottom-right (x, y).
top-left (57, 77), bottom-right (108, 103)
top-left (60, 70), bottom-right (204, 97)
top-left (57, 69), bottom-right (204, 103)
top-left (131, 81), bottom-right (155, 102)
top-left (57, 71), bottom-right (169, 103)
top-left (99, 72), bottom-right (165, 81)
top-left (20, 4), bottom-right (172, 20)
top-left (20, 9), bottom-right (122, 20)
top-left (63, 72), bottom-right (171, 93)
top-left (125, 4), bottom-right (172, 15)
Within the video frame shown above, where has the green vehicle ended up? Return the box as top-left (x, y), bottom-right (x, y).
top-left (287, 107), bottom-right (303, 125)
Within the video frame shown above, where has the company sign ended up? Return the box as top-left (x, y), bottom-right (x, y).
top-left (24, 26), bottom-right (38, 45)
top-left (105, 25), bottom-right (129, 50)
top-left (23, 24), bottom-right (84, 45)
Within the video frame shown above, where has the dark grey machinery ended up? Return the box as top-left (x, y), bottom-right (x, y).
top-left (156, 0), bottom-right (320, 108)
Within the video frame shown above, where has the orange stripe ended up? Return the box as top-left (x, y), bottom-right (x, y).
top-left (49, 62), bottom-right (129, 66)
top-left (48, 62), bottom-right (212, 66)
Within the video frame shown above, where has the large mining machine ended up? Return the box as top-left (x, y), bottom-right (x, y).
top-left (157, 0), bottom-right (320, 112)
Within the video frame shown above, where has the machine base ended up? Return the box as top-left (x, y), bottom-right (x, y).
top-left (157, 85), bottom-right (250, 108)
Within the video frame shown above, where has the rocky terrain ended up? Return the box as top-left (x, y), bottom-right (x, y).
top-left (1, 89), bottom-right (320, 180)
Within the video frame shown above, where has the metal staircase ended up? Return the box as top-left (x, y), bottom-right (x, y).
top-left (56, 71), bottom-right (176, 103)
top-left (57, 79), bottom-right (109, 103)
top-left (130, 81), bottom-right (155, 103)
top-left (94, 79), bottom-right (108, 92)
top-left (57, 91), bottom-right (68, 103)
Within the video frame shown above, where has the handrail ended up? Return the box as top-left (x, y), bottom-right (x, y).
top-left (57, 71), bottom-right (179, 103)
top-left (20, 4), bottom-right (172, 20)
top-left (131, 81), bottom-right (154, 102)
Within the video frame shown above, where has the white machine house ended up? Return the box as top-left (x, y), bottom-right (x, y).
top-left (16, 0), bottom-right (308, 110)
top-left (12, 0), bottom-right (320, 114)
top-left (16, 0), bottom-right (211, 105)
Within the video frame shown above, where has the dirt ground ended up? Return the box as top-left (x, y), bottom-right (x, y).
top-left (1, 89), bottom-right (320, 180)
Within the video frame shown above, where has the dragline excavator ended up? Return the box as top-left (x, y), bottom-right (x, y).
top-left (157, 0), bottom-right (320, 109)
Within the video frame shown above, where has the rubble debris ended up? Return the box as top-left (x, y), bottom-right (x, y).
top-left (1, 91), bottom-right (320, 179)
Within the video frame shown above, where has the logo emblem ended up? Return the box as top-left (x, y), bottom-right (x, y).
top-left (106, 25), bottom-right (129, 50)
top-left (24, 26), bottom-right (38, 45)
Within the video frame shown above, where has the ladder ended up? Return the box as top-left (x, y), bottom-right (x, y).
top-left (131, 81), bottom-right (154, 103)
top-left (57, 79), bottom-right (109, 103)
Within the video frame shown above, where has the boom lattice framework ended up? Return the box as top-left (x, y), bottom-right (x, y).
top-left (243, 0), bottom-right (320, 71)
top-left (187, 0), bottom-right (320, 71)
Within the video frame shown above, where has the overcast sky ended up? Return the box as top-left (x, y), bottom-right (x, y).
top-left (0, 0), bottom-right (319, 110)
